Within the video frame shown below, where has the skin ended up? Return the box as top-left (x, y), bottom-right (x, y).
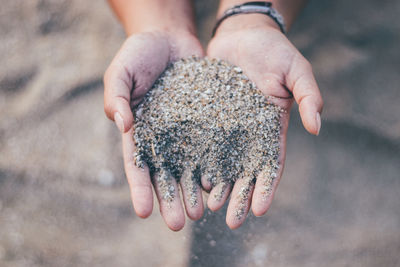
top-left (104, 0), bottom-right (323, 231)
top-left (104, 0), bottom-right (204, 231)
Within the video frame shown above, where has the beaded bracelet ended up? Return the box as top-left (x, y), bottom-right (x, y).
top-left (212, 1), bottom-right (287, 37)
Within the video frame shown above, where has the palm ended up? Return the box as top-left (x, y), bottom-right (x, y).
top-left (208, 27), bottom-right (299, 107)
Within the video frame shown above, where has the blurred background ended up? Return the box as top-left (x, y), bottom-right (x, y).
top-left (0, 0), bottom-right (399, 266)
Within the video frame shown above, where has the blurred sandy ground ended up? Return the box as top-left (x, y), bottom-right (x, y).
top-left (0, 0), bottom-right (399, 266)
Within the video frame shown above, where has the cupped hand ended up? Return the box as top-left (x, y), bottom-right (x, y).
top-left (104, 31), bottom-right (204, 231)
top-left (206, 17), bottom-right (323, 229)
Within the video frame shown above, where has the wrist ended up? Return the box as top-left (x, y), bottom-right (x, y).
top-left (214, 13), bottom-right (281, 37)
top-left (124, 21), bottom-right (196, 38)
top-left (215, 0), bottom-right (306, 35)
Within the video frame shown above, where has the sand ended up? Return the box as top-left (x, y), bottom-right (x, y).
top-left (133, 57), bottom-right (283, 218)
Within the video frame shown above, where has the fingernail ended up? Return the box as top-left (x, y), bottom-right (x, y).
top-left (114, 112), bottom-right (125, 133)
top-left (316, 112), bottom-right (321, 136)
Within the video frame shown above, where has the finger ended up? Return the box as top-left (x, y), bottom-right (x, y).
top-left (180, 168), bottom-right (204, 220)
top-left (207, 182), bottom-right (231, 211)
top-left (287, 54), bottom-right (323, 135)
top-left (200, 173), bottom-right (212, 192)
top-left (252, 113), bottom-right (289, 216)
top-left (251, 167), bottom-right (281, 217)
top-left (104, 33), bottom-right (171, 132)
top-left (153, 168), bottom-right (185, 231)
top-left (122, 127), bottom-right (153, 218)
top-left (226, 177), bottom-right (255, 229)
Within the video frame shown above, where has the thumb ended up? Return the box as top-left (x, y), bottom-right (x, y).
top-left (103, 63), bottom-right (134, 133)
top-left (103, 33), bottom-right (172, 133)
top-left (287, 54), bottom-right (323, 135)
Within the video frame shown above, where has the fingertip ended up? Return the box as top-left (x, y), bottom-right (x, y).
top-left (107, 102), bottom-right (134, 134)
top-left (252, 162), bottom-right (284, 217)
top-left (251, 182), bottom-right (274, 217)
top-left (251, 195), bottom-right (272, 217)
top-left (114, 112), bottom-right (125, 133)
top-left (122, 113), bottom-right (134, 134)
top-left (201, 174), bottom-right (212, 192)
top-left (187, 207), bottom-right (204, 221)
top-left (207, 198), bottom-right (220, 212)
top-left (165, 210), bottom-right (186, 231)
top-left (160, 199), bottom-right (186, 231)
top-left (225, 214), bottom-right (242, 230)
top-left (183, 192), bottom-right (204, 221)
top-left (299, 98), bottom-right (322, 136)
top-left (225, 179), bottom-right (254, 230)
top-left (153, 170), bottom-right (186, 231)
top-left (185, 195), bottom-right (204, 221)
top-left (252, 208), bottom-right (265, 217)
top-left (170, 223), bottom-right (185, 232)
top-left (124, 150), bottom-right (154, 219)
top-left (301, 112), bottom-right (321, 136)
top-left (115, 104), bottom-right (134, 134)
top-left (134, 204), bottom-right (153, 219)
top-left (180, 171), bottom-right (204, 221)
top-left (207, 197), bottom-right (220, 212)
top-left (131, 186), bottom-right (153, 218)
top-left (316, 112), bottom-right (321, 136)
top-left (207, 183), bottom-right (231, 212)
top-left (303, 121), bottom-right (318, 136)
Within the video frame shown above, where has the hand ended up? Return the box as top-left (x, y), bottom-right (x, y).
top-left (103, 31), bottom-right (204, 231)
top-left (206, 15), bottom-right (323, 229)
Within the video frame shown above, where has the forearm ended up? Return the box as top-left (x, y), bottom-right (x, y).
top-left (108, 0), bottom-right (196, 36)
top-left (217, 0), bottom-right (307, 32)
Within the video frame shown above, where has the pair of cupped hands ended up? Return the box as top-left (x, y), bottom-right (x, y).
top-left (103, 17), bottom-right (323, 231)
